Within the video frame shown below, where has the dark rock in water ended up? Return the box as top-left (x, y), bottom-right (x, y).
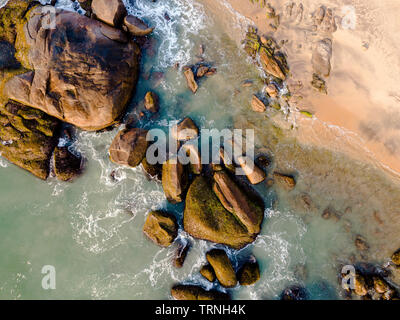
top-left (183, 67), bottom-right (198, 93)
top-left (173, 240), bottom-right (191, 268)
top-left (141, 157), bottom-right (162, 180)
top-left (200, 264), bottom-right (216, 282)
top-left (255, 154), bottom-right (271, 169)
top-left (53, 147), bottom-right (82, 181)
top-left (353, 273), bottom-right (368, 296)
top-left (184, 176), bottom-right (263, 249)
top-left (273, 172), bottom-right (296, 191)
top-left (143, 211), bottom-right (178, 247)
top-left (206, 249), bottom-right (237, 288)
top-left (171, 284), bottom-right (230, 301)
top-left (144, 91), bottom-right (160, 113)
top-left (77, 0), bottom-right (93, 14)
top-left (213, 171), bottom-right (263, 234)
top-left (109, 128), bottom-right (149, 168)
top-left (91, 0), bottom-right (127, 27)
top-left (238, 259), bottom-right (260, 286)
top-left (280, 285), bottom-right (308, 300)
top-left (124, 15), bottom-right (154, 36)
top-left (162, 157), bottom-right (189, 204)
top-left (0, 41), bottom-right (20, 70)
top-left (4, 6), bottom-right (140, 131)
top-left (171, 117), bottom-right (199, 141)
top-left (0, 100), bottom-right (59, 179)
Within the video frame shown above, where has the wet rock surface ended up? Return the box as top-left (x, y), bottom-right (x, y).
top-left (53, 146), bottom-right (82, 181)
top-left (143, 211), bottom-right (178, 247)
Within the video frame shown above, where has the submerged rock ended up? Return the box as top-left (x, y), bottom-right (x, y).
top-left (143, 211), bottom-right (178, 247)
top-left (144, 91), bottom-right (160, 113)
top-left (0, 101), bottom-right (59, 179)
top-left (141, 157), bottom-right (162, 180)
top-left (173, 240), bottom-right (191, 269)
top-left (92, 0), bottom-right (127, 27)
top-left (281, 285), bottom-right (308, 300)
top-left (162, 157), bottom-right (189, 203)
top-left (273, 172), bottom-right (296, 191)
top-left (238, 259), bottom-right (260, 286)
top-left (259, 47), bottom-right (286, 80)
top-left (124, 15), bottom-right (154, 36)
top-left (171, 284), bottom-right (230, 300)
top-left (109, 128), bottom-right (149, 168)
top-left (237, 156), bottom-right (266, 185)
top-left (200, 264), bottom-right (216, 282)
top-left (53, 147), bottom-right (82, 181)
top-left (213, 171), bottom-right (263, 234)
top-left (183, 67), bottom-right (198, 93)
top-left (4, 6), bottom-right (140, 131)
top-left (184, 176), bottom-right (263, 249)
top-left (206, 249), bottom-right (237, 288)
top-left (311, 73), bottom-right (327, 94)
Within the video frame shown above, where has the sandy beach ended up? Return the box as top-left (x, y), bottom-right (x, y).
top-left (199, 0), bottom-right (400, 177)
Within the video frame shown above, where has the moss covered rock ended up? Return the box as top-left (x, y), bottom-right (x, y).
top-left (238, 259), bottom-right (260, 286)
top-left (171, 284), bottom-right (230, 301)
top-left (200, 264), bottom-right (216, 282)
top-left (206, 249), bottom-right (237, 288)
top-left (184, 176), bottom-right (262, 249)
top-left (392, 248), bottom-right (400, 266)
top-left (143, 211), bottom-right (178, 247)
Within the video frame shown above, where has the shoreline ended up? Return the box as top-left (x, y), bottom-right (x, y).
top-left (198, 0), bottom-right (400, 178)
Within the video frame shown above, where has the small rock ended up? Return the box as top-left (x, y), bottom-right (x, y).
top-left (183, 67), bottom-right (198, 93)
top-left (206, 249), bottom-right (237, 288)
top-left (162, 157), bottom-right (189, 203)
top-left (355, 235), bottom-right (369, 251)
top-left (196, 66), bottom-right (209, 78)
top-left (171, 284), bottom-right (230, 300)
top-left (373, 277), bottom-right (390, 294)
top-left (265, 83), bottom-right (278, 98)
top-left (281, 286), bottom-right (308, 300)
top-left (109, 128), bottom-right (149, 168)
top-left (237, 259), bottom-right (260, 286)
top-left (141, 157), bottom-right (162, 180)
top-left (354, 274), bottom-right (368, 296)
top-left (205, 68), bottom-right (217, 76)
top-left (311, 73), bottom-right (327, 94)
top-left (237, 156), bottom-right (266, 184)
top-left (273, 172), bottom-right (296, 191)
top-left (251, 95), bottom-right (267, 113)
top-left (171, 117), bottom-right (199, 141)
top-left (144, 91), bottom-right (160, 113)
top-left (92, 0), bottom-right (127, 27)
top-left (143, 211), bottom-right (178, 247)
top-left (173, 241), bottom-right (191, 268)
top-left (392, 248), bottom-right (400, 266)
top-left (124, 15), bottom-right (154, 36)
top-left (200, 264), bottom-right (216, 282)
top-left (53, 147), bottom-right (82, 181)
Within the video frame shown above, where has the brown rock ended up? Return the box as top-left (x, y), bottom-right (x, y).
top-left (200, 264), bottom-right (216, 282)
top-left (171, 284), bottom-right (230, 300)
top-left (124, 15), bottom-right (154, 36)
top-left (197, 66), bottom-right (209, 78)
top-left (354, 274), bottom-right (368, 296)
top-left (392, 248), bottom-right (400, 266)
top-left (238, 260), bottom-right (260, 286)
top-left (141, 157), bottom-right (162, 180)
top-left (171, 117), bottom-right (199, 141)
top-left (144, 91), bottom-right (159, 113)
top-left (259, 47), bottom-right (286, 80)
top-left (5, 6), bottom-right (140, 131)
top-left (373, 277), bottom-right (390, 294)
top-left (355, 235), bottom-right (369, 251)
top-left (251, 95), bottom-right (267, 113)
top-left (92, 0), bottom-right (127, 27)
top-left (237, 156), bottom-right (266, 184)
top-left (206, 249), bottom-right (237, 288)
top-left (183, 68), bottom-right (198, 93)
top-left (273, 172), bottom-right (296, 190)
top-left (162, 157), bottom-right (189, 203)
top-left (109, 128), bottom-right (149, 168)
top-left (180, 143), bottom-right (202, 175)
top-left (213, 171), bottom-right (263, 234)
top-left (265, 83), bottom-right (278, 98)
top-left (143, 211), bottom-right (178, 247)
top-left (53, 147), bottom-right (82, 181)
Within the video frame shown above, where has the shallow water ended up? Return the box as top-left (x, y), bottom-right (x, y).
top-left (0, 0), bottom-right (399, 300)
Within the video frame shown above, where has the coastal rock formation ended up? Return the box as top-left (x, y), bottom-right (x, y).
top-left (183, 67), bottom-right (198, 93)
top-left (144, 91), bottom-right (159, 113)
top-left (173, 241), bottom-right (191, 268)
top-left (183, 176), bottom-right (263, 249)
top-left (392, 249), bottom-right (400, 265)
top-left (53, 146), bottom-right (82, 181)
top-left (109, 128), bottom-right (149, 168)
top-left (206, 249), bottom-right (237, 288)
top-left (237, 259), bottom-right (260, 286)
top-left (281, 286), bottom-right (308, 300)
top-left (237, 156), bottom-right (266, 185)
top-left (4, 6), bottom-right (140, 131)
top-left (171, 284), bottom-right (230, 301)
top-left (161, 157), bottom-right (189, 203)
top-left (273, 172), bottom-right (296, 190)
top-left (171, 117), bottom-right (199, 141)
top-left (312, 38), bottom-right (332, 77)
top-left (92, 0), bottom-right (127, 27)
top-left (124, 15), bottom-right (154, 36)
top-left (0, 100), bottom-right (59, 179)
top-left (143, 211), bottom-right (178, 247)
top-left (251, 95), bottom-right (267, 112)
top-left (200, 264), bottom-right (216, 282)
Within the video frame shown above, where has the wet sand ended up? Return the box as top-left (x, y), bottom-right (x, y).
top-left (199, 0), bottom-right (400, 176)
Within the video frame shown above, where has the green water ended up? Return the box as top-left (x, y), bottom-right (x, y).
top-left (0, 0), bottom-right (399, 300)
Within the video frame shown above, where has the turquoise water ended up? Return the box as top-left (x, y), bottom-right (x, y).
top-left (0, 0), bottom-right (399, 300)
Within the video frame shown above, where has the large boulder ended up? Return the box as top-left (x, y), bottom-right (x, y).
top-left (184, 176), bottom-right (263, 249)
top-left (4, 6), bottom-right (140, 131)
top-left (92, 0), bottom-right (127, 27)
top-left (171, 284), bottom-right (230, 301)
top-left (109, 128), bottom-right (149, 168)
top-left (53, 146), bottom-right (82, 181)
top-left (161, 157), bottom-right (189, 203)
top-left (213, 171), bottom-right (263, 234)
top-left (206, 249), bottom-right (237, 288)
top-left (0, 100), bottom-right (59, 179)
top-left (143, 211), bottom-right (178, 247)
